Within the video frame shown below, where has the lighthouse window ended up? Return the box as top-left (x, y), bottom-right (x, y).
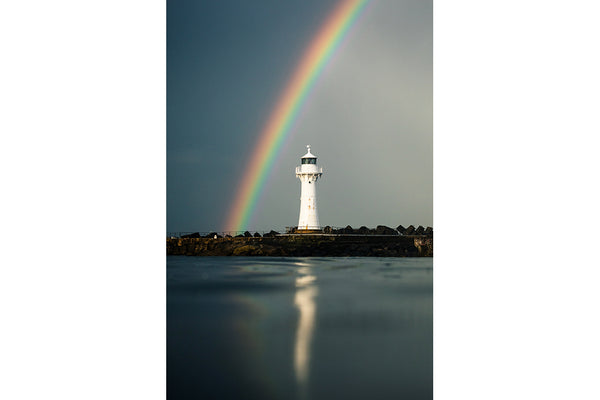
top-left (302, 158), bottom-right (316, 164)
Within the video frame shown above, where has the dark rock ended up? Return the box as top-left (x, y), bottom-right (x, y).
top-left (253, 232), bottom-right (262, 237)
top-left (263, 230), bottom-right (280, 237)
top-left (415, 226), bottom-right (425, 235)
top-left (235, 234), bottom-right (244, 238)
top-left (244, 231), bottom-right (252, 238)
top-left (181, 232), bottom-right (200, 238)
top-left (376, 225), bottom-right (398, 235)
top-left (357, 226), bottom-right (370, 235)
top-left (396, 225), bottom-right (406, 234)
top-left (405, 244), bottom-right (419, 256)
top-left (424, 227), bottom-right (433, 236)
top-left (260, 245), bottom-right (283, 256)
top-left (414, 237), bottom-right (433, 256)
top-left (166, 235), bottom-right (432, 257)
top-left (233, 245), bottom-right (256, 256)
top-left (225, 234), bottom-right (232, 238)
top-left (323, 226), bottom-right (333, 234)
top-left (405, 225), bottom-right (416, 235)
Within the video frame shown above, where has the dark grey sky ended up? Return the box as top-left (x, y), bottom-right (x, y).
top-left (167, 0), bottom-right (432, 233)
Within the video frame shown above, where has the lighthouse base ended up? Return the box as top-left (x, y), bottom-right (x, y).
top-left (287, 227), bottom-right (323, 234)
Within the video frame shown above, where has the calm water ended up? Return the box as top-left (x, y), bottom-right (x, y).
top-left (167, 256), bottom-right (432, 400)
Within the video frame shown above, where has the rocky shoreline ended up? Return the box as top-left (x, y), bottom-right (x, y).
top-left (167, 225), bottom-right (433, 257)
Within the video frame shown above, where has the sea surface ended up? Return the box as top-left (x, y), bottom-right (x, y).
top-left (167, 256), bottom-right (433, 400)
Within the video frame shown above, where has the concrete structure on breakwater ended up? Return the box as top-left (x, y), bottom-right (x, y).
top-left (166, 234), bottom-right (433, 257)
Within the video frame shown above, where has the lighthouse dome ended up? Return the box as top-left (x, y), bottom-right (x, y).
top-left (301, 145), bottom-right (317, 164)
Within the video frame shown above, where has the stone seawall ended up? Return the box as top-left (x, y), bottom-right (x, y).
top-left (166, 235), bottom-right (433, 257)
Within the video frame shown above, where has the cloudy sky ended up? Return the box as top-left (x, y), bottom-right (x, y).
top-left (167, 0), bottom-right (432, 233)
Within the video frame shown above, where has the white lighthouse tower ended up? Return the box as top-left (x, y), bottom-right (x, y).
top-left (296, 145), bottom-right (323, 231)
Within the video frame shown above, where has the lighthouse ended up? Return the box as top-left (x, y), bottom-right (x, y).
top-left (296, 145), bottom-right (323, 231)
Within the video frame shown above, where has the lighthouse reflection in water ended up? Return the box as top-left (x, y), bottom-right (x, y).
top-left (167, 256), bottom-right (433, 400)
top-left (294, 266), bottom-right (318, 398)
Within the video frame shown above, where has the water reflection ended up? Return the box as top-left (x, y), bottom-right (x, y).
top-left (294, 266), bottom-right (318, 398)
top-left (167, 257), bottom-right (433, 400)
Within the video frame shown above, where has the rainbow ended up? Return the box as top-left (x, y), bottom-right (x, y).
top-left (225, 0), bottom-right (370, 232)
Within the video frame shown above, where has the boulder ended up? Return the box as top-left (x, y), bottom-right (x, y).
top-left (233, 245), bottom-right (256, 256)
top-left (244, 231), bottom-right (252, 238)
top-left (357, 226), bottom-right (371, 235)
top-left (404, 225), bottom-right (416, 235)
top-left (253, 232), bottom-right (262, 237)
top-left (376, 225), bottom-right (398, 235)
top-left (396, 225), bottom-right (406, 234)
top-left (323, 226), bottom-right (333, 234)
top-left (424, 227), bottom-right (433, 236)
top-left (181, 232), bottom-right (200, 238)
top-left (415, 226), bottom-right (425, 235)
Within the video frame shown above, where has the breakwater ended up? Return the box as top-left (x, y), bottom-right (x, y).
top-left (166, 234), bottom-right (433, 257)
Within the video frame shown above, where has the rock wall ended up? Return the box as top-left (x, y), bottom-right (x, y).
top-left (167, 235), bottom-right (433, 257)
